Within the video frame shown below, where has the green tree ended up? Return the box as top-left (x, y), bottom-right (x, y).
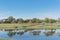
top-left (17, 18), bottom-right (24, 23)
top-left (29, 19), bottom-right (32, 24)
top-left (11, 20), bottom-right (16, 23)
top-left (36, 19), bottom-right (41, 23)
top-left (7, 16), bottom-right (15, 23)
top-left (57, 18), bottom-right (60, 23)
top-left (44, 18), bottom-right (50, 23)
top-left (32, 18), bottom-right (41, 23)
top-left (32, 18), bottom-right (37, 23)
top-left (44, 18), bottom-right (56, 23)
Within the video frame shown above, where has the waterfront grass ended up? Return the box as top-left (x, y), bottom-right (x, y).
top-left (0, 23), bottom-right (60, 30)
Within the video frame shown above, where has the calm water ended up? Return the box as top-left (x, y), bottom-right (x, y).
top-left (0, 29), bottom-right (60, 40)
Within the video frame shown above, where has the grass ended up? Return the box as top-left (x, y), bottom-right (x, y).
top-left (0, 38), bottom-right (8, 40)
top-left (0, 23), bottom-right (60, 30)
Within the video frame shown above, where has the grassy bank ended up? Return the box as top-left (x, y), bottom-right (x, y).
top-left (0, 23), bottom-right (60, 30)
top-left (0, 38), bottom-right (8, 40)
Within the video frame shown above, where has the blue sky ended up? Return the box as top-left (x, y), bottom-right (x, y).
top-left (0, 0), bottom-right (60, 19)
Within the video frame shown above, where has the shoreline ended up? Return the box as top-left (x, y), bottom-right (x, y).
top-left (0, 23), bottom-right (60, 30)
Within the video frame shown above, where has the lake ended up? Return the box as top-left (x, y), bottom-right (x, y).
top-left (0, 29), bottom-right (60, 40)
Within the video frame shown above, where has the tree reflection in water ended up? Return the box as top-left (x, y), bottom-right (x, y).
top-left (8, 31), bottom-right (16, 37)
top-left (57, 32), bottom-right (60, 36)
top-left (44, 30), bottom-right (55, 37)
top-left (17, 31), bottom-right (24, 36)
top-left (29, 31), bottom-right (41, 36)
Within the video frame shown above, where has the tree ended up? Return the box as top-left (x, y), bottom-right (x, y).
top-left (32, 18), bottom-right (37, 23)
top-left (31, 18), bottom-right (41, 23)
top-left (29, 19), bottom-right (32, 24)
top-left (57, 18), bottom-right (60, 23)
top-left (44, 18), bottom-right (56, 23)
top-left (2, 19), bottom-right (10, 23)
top-left (7, 16), bottom-right (15, 23)
top-left (0, 20), bottom-right (3, 23)
top-left (24, 19), bottom-right (29, 23)
top-left (44, 18), bottom-right (50, 23)
top-left (49, 19), bottom-right (56, 23)
top-left (11, 20), bottom-right (16, 23)
top-left (17, 18), bottom-right (24, 23)
top-left (36, 19), bottom-right (41, 23)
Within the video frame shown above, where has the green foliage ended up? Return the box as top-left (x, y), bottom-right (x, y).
top-left (0, 16), bottom-right (57, 23)
top-left (44, 18), bottom-right (56, 23)
top-left (29, 19), bottom-right (32, 24)
top-left (17, 18), bottom-right (24, 23)
top-left (11, 20), bottom-right (16, 23)
top-left (7, 16), bottom-right (15, 23)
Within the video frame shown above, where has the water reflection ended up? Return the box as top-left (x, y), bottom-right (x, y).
top-left (1, 29), bottom-right (60, 40)
top-left (7, 30), bottom-right (25, 37)
top-left (8, 31), bottom-right (16, 37)
top-left (6, 29), bottom-right (56, 37)
top-left (44, 30), bottom-right (55, 37)
top-left (57, 32), bottom-right (60, 36)
top-left (29, 31), bottom-right (41, 36)
top-left (17, 31), bottom-right (24, 35)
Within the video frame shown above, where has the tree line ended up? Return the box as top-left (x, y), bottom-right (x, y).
top-left (0, 16), bottom-right (60, 24)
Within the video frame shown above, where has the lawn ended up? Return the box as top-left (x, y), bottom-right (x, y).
top-left (0, 23), bottom-right (60, 30)
top-left (0, 38), bottom-right (8, 40)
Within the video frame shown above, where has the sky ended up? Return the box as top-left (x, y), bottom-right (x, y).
top-left (0, 0), bottom-right (60, 19)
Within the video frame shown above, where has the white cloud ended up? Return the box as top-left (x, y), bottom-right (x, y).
top-left (0, 10), bottom-right (11, 19)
